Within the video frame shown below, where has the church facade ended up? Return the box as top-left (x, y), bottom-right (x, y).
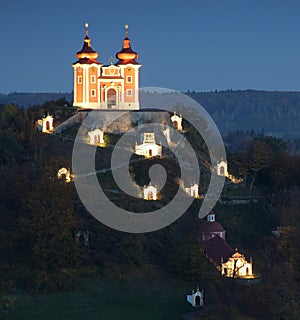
top-left (72, 24), bottom-right (141, 110)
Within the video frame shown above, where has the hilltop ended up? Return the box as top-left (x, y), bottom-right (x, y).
top-left (2, 89), bottom-right (300, 138)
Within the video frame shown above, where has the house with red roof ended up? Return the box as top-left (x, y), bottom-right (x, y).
top-left (199, 212), bottom-right (254, 278)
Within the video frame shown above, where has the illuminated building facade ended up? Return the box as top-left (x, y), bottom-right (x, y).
top-left (72, 24), bottom-right (141, 110)
top-left (221, 251), bottom-right (253, 278)
top-left (143, 183), bottom-right (158, 200)
top-left (88, 128), bottom-right (104, 145)
top-left (184, 182), bottom-right (200, 198)
top-left (186, 287), bottom-right (204, 307)
top-left (36, 114), bottom-right (54, 133)
top-left (216, 160), bottom-right (228, 177)
top-left (135, 132), bottom-right (162, 158)
top-left (171, 112), bottom-right (183, 131)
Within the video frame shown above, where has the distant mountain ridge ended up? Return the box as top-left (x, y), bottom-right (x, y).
top-left (1, 90), bottom-right (300, 138)
top-left (0, 92), bottom-right (72, 107)
top-left (187, 90), bottom-right (300, 138)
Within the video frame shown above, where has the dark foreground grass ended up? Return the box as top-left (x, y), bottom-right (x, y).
top-left (2, 272), bottom-right (194, 320)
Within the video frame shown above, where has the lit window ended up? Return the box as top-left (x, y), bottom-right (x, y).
top-left (91, 75), bottom-right (96, 83)
top-left (126, 89), bottom-right (132, 96)
top-left (91, 89), bottom-right (96, 97)
top-left (126, 76), bottom-right (132, 83)
top-left (78, 76), bottom-right (82, 84)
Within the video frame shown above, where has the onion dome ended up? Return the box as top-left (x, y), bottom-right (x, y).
top-left (75, 23), bottom-right (99, 63)
top-left (116, 24), bottom-right (139, 65)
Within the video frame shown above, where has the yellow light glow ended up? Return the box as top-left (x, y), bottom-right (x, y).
top-left (57, 167), bottom-right (73, 183)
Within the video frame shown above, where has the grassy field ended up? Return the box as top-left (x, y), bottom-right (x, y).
top-left (1, 271), bottom-right (195, 320)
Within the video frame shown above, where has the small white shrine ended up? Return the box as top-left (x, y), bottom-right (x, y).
top-left (88, 127), bottom-right (104, 145)
top-left (135, 133), bottom-right (162, 158)
top-left (221, 250), bottom-right (253, 278)
top-left (171, 112), bottom-right (183, 131)
top-left (57, 167), bottom-right (73, 183)
top-left (186, 287), bottom-right (204, 307)
top-left (75, 230), bottom-right (90, 247)
top-left (143, 183), bottom-right (158, 200)
top-left (216, 160), bottom-right (228, 177)
top-left (37, 114), bottom-right (54, 133)
top-left (184, 183), bottom-right (200, 198)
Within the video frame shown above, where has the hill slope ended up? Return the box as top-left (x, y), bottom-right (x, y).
top-left (2, 90), bottom-right (300, 138)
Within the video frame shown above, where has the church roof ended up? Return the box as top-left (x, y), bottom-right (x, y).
top-left (115, 25), bottom-right (140, 65)
top-left (231, 251), bottom-right (244, 259)
top-left (199, 221), bottom-right (225, 233)
top-left (73, 58), bottom-right (100, 65)
top-left (75, 24), bottom-right (100, 63)
top-left (202, 236), bottom-right (234, 265)
top-left (76, 36), bottom-right (98, 56)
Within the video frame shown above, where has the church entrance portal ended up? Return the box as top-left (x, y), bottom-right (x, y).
top-left (107, 88), bottom-right (117, 108)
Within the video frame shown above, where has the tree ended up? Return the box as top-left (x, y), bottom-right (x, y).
top-left (247, 139), bottom-right (272, 191)
top-left (20, 178), bottom-right (82, 292)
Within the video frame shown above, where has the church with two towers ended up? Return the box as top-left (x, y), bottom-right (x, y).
top-left (72, 24), bottom-right (141, 110)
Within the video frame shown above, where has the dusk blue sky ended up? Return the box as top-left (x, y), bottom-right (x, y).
top-left (1, 0), bottom-right (300, 93)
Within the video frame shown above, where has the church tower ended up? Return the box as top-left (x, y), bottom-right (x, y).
top-left (115, 24), bottom-right (141, 109)
top-left (72, 23), bottom-right (102, 109)
top-left (72, 24), bottom-right (141, 110)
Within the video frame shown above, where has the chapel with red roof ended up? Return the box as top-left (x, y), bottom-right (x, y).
top-left (72, 23), bottom-right (141, 110)
top-left (199, 212), bottom-right (254, 278)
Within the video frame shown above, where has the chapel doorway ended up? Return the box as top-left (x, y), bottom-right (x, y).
top-left (220, 166), bottom-right (225, 176)
top-left (148, 191), bottom-right (153, 200)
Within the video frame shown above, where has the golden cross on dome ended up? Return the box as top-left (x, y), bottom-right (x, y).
top-left (125, 24), bottom-right (129, 38)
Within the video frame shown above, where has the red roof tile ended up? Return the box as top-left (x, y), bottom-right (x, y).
top-left (199, 221), bottom-right (225, 233)
top-left (202, 236), bottom-right (234, 265)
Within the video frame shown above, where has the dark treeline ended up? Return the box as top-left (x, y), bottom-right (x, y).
top-left (0, 92), bottom-right (72, 108)
top-left (187, 90), bottom-right (300, 138)
top-left (0, 102), bottom-right (299, 319)
top-left (2, 89), bottom-right (300, 138)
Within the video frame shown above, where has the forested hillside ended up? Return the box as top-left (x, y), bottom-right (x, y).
top-left (1, 90), bottom-right (300, 138)
top-left (0, 101), bottom-right (299, 319)
top-left (187, 90), bottom-right (300, 137)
